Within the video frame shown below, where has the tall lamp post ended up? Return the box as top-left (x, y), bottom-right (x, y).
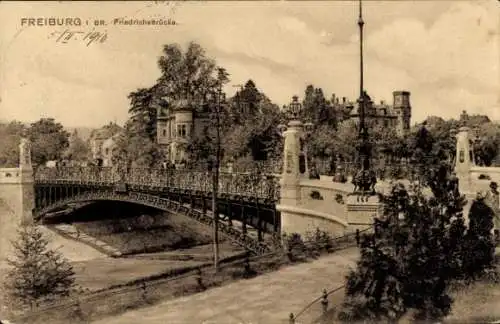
top-left (352, 0), bottom-right (376, 197)
top-left (210, 85), bottom-right (226, 273)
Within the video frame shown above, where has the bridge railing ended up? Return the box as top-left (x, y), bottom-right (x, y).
top-left (34, 167), bottom-right (281, 201)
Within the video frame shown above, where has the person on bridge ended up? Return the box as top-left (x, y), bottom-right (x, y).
top-left (484, 181), bottom-right (500, 245)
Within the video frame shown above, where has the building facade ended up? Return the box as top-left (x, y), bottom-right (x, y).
top-left (89, 123), bottom-right (122, 166)
top-left (336, 90), bottom-right (412, 136)
top-left (156, 99), bottom-right (210, 164)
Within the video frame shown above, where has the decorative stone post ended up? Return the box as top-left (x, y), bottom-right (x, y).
top-left (277, 96), bottom-right (313, 238)
top-left (0, 138), bottom-right (35, 267)
top-left (454, 126), bottom-right (473, 194)
top-left (280, 120), bottom-right (306, 207)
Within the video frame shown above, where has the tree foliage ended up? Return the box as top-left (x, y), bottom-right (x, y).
top-left (64, 130), bottom-right (90, 162)
top-left (115, 42), bottom-right (230, 167)
top-left (112, 121), bottom-right (164, 168)
top-left (0, 121), bottom-right (26, 167)
top-left (340, 171), bottom-right (468, 322)
top-left (190, 79), bottom-right (284, 165)
top-left (27, 118), bottom-right (70, 166)
top-left (5, 225), bottom-right (77, 309)
top-left (462, 197), bottom-right (496, 279)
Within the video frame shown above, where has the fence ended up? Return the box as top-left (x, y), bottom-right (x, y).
top-left (6, 225), bottom-right (372, 324)
top-left (287, 225), bottom-right (374, 324)
top-left (8, 251), bottom-right (282, 324)
top-left (288, 285), bottom-right (346, 324)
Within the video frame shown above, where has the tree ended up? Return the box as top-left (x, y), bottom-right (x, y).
top-left (307, 124), bottom-right (337, 159)
top-left (195, 79), bottom-right (282, 164)
top-left (127, 87), bottom-right (161, 142)
top-left (5, 225), bottom-right (77, 309)
top-left (112, 121), bottom-right (164, 168)
top-left (462, 197), bottom-right (496, 279)
top-left (0, 121), bottom-right (26, 167)
top-left (117, 42), bottom-right (229, 167)
top-left (230, 80), bottom-right (260, 123)
top-left (475, 122), bottom-right (500, 166)
top-left (157, 42), bottom-right (226, 104)
top-left (27, 118), bottom-right (70, 166)
top-left (186, 67), bottom-right (230, 164)
top-left (302, 85), bottom-right (336, 127)
top-left (340, 167), bottom-right (468, 322)
top-left (333, 119), bottom-right (359, 162)
top-left (64, 130), bottom-right (90, 163)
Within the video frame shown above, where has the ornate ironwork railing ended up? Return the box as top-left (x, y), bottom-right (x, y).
top-left (35, 190), bottom-right (272, 255)
top-left (34, 167), bottom-right (281, 201)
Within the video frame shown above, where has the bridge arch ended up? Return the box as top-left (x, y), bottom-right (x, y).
top-left (35, 191), bottom-right (272, 255)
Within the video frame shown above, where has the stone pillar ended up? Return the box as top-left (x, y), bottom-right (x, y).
top-left (454, 126), bottom-right (473, 194)
top-left (278, 120), bottom-right (307, 236)
top-left (0, 138), bottom-right (35, 267)
top-left (279, 121), bottom-right (304, 208)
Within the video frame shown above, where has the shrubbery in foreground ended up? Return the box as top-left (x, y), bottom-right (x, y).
top-left (339, 165), bottom-right (496, 323)
top-left (4, 225), bottom-right (78, 310)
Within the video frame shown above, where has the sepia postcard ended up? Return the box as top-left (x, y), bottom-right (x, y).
top-left (0, 1), bottom-right (499, 323)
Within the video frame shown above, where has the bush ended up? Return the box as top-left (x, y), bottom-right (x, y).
top-left (4, 224), bottom-right (78, 310)
top-left (305, 228), bottom-right (335, 255)
top-left (339, 173), bottom-right (468, 323)
top-left (461, 198), bottom-right (496, 280)
top-left (282, 233), bottom-right (307, 262)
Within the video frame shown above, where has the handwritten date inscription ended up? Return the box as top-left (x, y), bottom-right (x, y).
top-left (49, 29), bottom-right (107, 46)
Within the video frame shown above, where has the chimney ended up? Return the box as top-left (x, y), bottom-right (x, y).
top-left (336, 98), bottom-right (339, 104)
top-left (380, 100), bottom-right (385, 105)
top-left (342, 97), bottom-right (346, 104)
top-left (332, 94), bottom-right (336, 104)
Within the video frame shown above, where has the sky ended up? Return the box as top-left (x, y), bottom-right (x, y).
top-left (0, 0), bottom-right (498, 128)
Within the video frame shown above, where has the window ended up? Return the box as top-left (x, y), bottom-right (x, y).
top-left (383, 120), bottom-right (389, 127)
top-left (162, 129), bottom-right (167, 137)
top-left (105, 148), bottom-right (109, 155)
top-left (177, 124), bottom-right (187, 138)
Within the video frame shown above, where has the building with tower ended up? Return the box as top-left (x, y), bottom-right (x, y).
top-left (344, 90), bottom-right (412, 136)
top-left (156, 98), bottom-right (210, 164)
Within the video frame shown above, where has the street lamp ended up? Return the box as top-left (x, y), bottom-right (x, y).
top-left (277, 95), bottom-right (305, 136)
top-left (210, 85), bottom-right (226, 273)
top-left (288, 95), bottom-right (302, 120)
top-left (352, 0), bottom-right (376, 196)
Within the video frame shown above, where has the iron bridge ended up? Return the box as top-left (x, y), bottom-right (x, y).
top-left (33, 167), bottom-right (282, 254)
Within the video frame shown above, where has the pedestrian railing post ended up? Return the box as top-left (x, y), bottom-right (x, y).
top-left (355, 229), bottom-right (360, 246)
top-left (141, 281), bottom-right (148, 303)
top-left (196, 267), bottom-right (205, 291)
top-left (321, 289), bottom-right (328, 314)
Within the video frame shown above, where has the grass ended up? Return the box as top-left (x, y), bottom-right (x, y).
top-left (445, 269), bottom-right (500, 323)
top-left (70, 241), bottom-right (245, 292)
top-left (72, 212), bottom-right (215, 255)
top-left (314, 264), bottom-right (500, 324)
